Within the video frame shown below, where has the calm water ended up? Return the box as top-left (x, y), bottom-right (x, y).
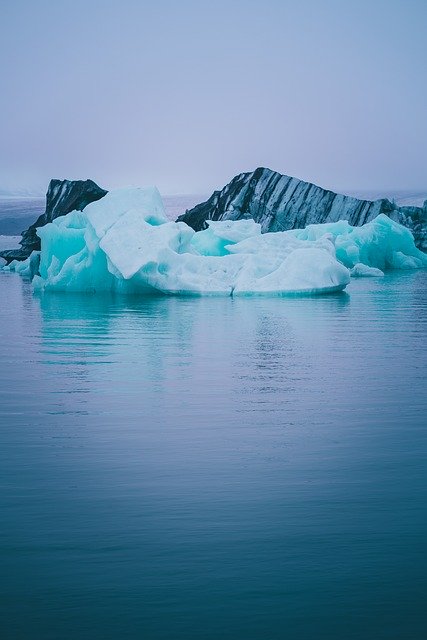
top-left (1, 269), bottom-right (426, 639)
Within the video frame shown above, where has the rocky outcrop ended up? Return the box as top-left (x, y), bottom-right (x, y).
top-left (177, 167), bottom-right (427, 251)
top-left (0, 179), bottom-right (107, 263)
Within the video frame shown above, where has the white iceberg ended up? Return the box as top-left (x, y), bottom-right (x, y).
top-left (3, 250), bottom-right (41, 279)
top-left (349, 263), bottom-right (385, 278)
top-left (4, 187), bottom-right (426, 297)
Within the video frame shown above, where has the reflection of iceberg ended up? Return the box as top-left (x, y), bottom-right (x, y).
top-left (37, 290), bottom-right (196, 388)
top-left (6, 187), bottom-right (427, 296)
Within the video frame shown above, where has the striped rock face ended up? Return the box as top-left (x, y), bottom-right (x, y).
top-left (0, 178), bottom-right (107, 264)
top-left (177, 167), bottom-right (427, 251)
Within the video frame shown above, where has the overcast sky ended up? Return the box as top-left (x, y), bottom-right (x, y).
top-left (0, 0), bottom-right (426, 194)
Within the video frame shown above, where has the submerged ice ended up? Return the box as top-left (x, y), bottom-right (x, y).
top-left (3, 187), bottom-right (427, 296)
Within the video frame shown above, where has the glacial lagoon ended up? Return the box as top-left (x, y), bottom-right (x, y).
top-left (1, 268), bottom-right (426, 639)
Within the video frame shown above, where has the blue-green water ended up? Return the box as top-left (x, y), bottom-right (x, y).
top-left (1, 270), bottom-right (426, 639)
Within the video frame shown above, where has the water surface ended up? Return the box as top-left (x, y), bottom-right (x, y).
top-left (0, 271), bottom-right (426, 639)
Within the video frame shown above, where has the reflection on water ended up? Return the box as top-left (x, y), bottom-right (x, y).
top-left (0, 271), bottom-right (426, 640)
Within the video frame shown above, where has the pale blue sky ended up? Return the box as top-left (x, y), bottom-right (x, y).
top-left (0, 0), bottom-right (426, 194)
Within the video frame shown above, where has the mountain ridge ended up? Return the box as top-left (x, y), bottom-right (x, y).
top-left (177, 167), bottom-right (427, 250)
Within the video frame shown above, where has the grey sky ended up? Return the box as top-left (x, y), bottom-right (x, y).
top-left (0, 0), bottom-right (426, 194)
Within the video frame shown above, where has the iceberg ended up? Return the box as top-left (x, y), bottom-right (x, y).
top-left (2, 251), bottom-right (41, 279)
top-left (3, 187), bottom-right (426, 297)
top-left (349, 263), bottom-right (385, 278)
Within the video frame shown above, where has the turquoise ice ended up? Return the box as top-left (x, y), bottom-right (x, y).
top-left (4, 187), bottom-right (426, 296)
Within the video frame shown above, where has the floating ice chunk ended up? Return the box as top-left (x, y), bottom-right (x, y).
top-left (31, 205), bottom-right (350, 295)
top-left (350, 263), bottom-right (384, 277)
top-left (5, 187), bottom-right (426, 297)
top-left (3, 251), bottom-right (40, 279)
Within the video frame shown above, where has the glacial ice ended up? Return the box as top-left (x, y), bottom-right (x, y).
top-left (3, 187), bottom-right (426, 296)
top-left (3, 250), bottom-right (41, 279)
top-left (288, 215), bottom-right (427, 270)
top-left (349, 263), bottom-right (385, 278)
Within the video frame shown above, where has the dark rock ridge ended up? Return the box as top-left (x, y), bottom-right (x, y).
top-left (0, 179), bottom-right (107, 263)
top-left (177, 167), bottom-right (427, 251)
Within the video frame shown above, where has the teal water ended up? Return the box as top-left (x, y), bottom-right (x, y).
top-left (0, 270), bottom-right (426, 639)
